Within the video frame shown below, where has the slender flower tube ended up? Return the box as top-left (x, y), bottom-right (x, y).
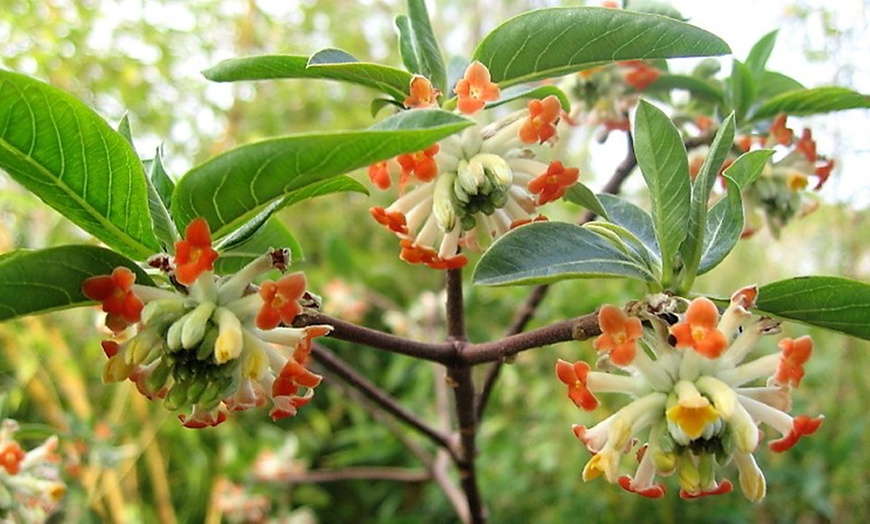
top-left (369, 65), bottom-right (580, 269)
top-left (556, 286), bottom-right (822, 500)
top-left (82, 219), bottom-right (331, 428)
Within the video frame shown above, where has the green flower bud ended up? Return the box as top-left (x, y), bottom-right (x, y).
top-left (164, 382), bottom-right (189, 411)
top-left (433, 171), bottom-right (459, 232)
top-left (181, 302), bottom-right (217, 350)
top-left (145, 361), bottom-right (172, 393)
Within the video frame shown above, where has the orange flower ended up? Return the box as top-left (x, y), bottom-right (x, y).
top-left (396, 143), bottom-right (440, 185)
top-left (403, 75), bottom-right (441, 109)
top-left (0, 440), bottom-right (26, 475)
top-left (619, 474), bottom-right (666, 499)
top-left (769, 113), bottom-right (793, 146)
top-left (593, 305), bottom-right (643, 366)
top-left (454, 61), bottom-right (500, 115)
top-left (257, 272), bottom-right (306, 330)
top-left (527, 161), bottom-right (580, 205)
top-left (796, 128), bottom-right (817, 163)
top-left (174, 218), bottom-right (219, 285)
top-left (399, 239), bottom-right (467, 270)
top-left (622, 61), bottom-right (660, 91)
top-left (814, 159), bottom-right (835, 190)
top-left (555, 359), bottom-right (600, 411)
top-left (769, 415), bottom-right (824, 453)
top-left (669, 297), bottom-right (728, 359)
top-left (370, 206), bottom-right (408, 234)
top-left (368, 161), bottom-right (393, 190)
top-left (774, 336), bottom-right (813, 388)
top-left (519, 95), bottom-right (562, 144)
top-left (82, 266), bottom-right (144, 332)
top-left (680, 480), bottom-right (733, 500)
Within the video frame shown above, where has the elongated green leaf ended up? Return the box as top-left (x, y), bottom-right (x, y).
top-left (564, 181), bottom-right (608, 219)
top-left (395, 15), bottom-right (421, 75)
top-left (406, 0), bottom-right (446, 92)
top-left (727, 60), bottom-right (755, 122)
top-left (696, 149), bottom-right (773, 275)
top-left (214, 218), bottom-right (303, 275)
top-left (144, 150), bottom-right (180, 251)
top-left (0, 245), bottom-right (153, 322)
top-left (117, 113), bottom-right (134, 144)
top-left (648, 74), bottom-right (725, 103)
top-left (172, 109), bottom-right (472, 237)
top-left (756, 71), bottom-right (805, 101)
top-left (745, 30), bottom-right (778, 81)
top-left (680, 113), bottom-right (735, 282)
top-left (488, 85), bottom-right (571, 112)
top-left (756, 276), bottom-right (870, 341)
top-left (633, 100), bottom-right (690, 284)
top-left (0, 69), bottom-right (159, 259)
top-left (597, 194), bottom-right (660, 264)
top-left (751, 87), bottom-right (870, 120)
top-left (202, 54), bottom-right (413, 100)
top-left (473, 221), bottom-right (656, 286)
top-left (624, 0), bottom-right (686, 20)
top-left (472, 7), bottom-right (730, 88)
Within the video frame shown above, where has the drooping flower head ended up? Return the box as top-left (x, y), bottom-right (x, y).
top-left (369, 66), bottom-right (580, 269)
top-left (82, 219), bottom-right (331, 428)
top-left (0, 420), bottom-right (65, 521)
top-left (557, 287), bottom-right (823, 501)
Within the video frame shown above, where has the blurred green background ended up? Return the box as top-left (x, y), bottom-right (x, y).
top-left (1, 0), bottom-right (868, 522)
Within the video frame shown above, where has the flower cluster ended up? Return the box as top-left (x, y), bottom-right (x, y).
top-left (369, 62), bottom-right (579, 269)
top-left (739, 113), bottom-right (833, 238)
top-left (82, 218), bottom-right (332, 428)
top-left (557, 287), bottom-right (822, 500)
top-left (0, 419), bottom-right (66, 520)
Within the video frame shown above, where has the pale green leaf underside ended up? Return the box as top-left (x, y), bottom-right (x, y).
top-left (756, 276), bottom-right (870, 341)
top-left (751, 87), bottom-right (870, 121)
top-left (473, 7), bottom-right (730, 88)
top-left (202, 54), bottom-right (413, 100)
top-left (0, 69), bottom-right (158, 259)
top-left (473, 221), bottom-right (656, 286)
top-left (171, 109), bottom-right (473, 238)
top-left (0, 245), bottom-right (153, 322)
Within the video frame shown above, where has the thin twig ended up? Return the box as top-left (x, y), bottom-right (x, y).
top-left (311, 343), bottom-right (457, 457)
top-left (297, 313), bottom-right (454, 364)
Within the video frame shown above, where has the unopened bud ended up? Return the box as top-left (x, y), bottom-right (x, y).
top-left (433, 172), bottom-right (458, 232)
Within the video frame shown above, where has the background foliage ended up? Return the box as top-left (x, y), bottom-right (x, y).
top-left (1, 0), bottom-right (868, 522)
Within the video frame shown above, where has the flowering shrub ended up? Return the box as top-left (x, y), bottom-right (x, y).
top-left (0, 0), bottom-right (868, 521)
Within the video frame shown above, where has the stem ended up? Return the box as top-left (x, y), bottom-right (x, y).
top-left (296, 312), bottom-right (453, 364)
top-left (444, 268), bottom-right (486, 524)
top-left (311, 343), bottom-right (456, 457)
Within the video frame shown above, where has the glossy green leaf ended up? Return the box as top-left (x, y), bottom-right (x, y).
top-left (117, 113), bottom-right (134, 144)
top-left (473, 221), bottom-right (656, 286)
top-left (756, 276), bottom-right (870, 341)
top-left (202, 53), bottom-right (413, 100)
top-left (171, 109), bottom-right (472, 237)
top-left (632, 100), bottom-right (690, 284)
top-left (214, 217), bottom-right (303, 275)
top-left (405, 0), bottom-right (446, 92)
top-left (648, 74), bottom-right (725, 103)
top-left (472, 7), bottom-right (730, 88)
top-left (745, 30), bottom-right (778, 80)
top-left (751, 86), bottom-right (870, 120)
top-left (0, 69), bottom-right (159, 259)
top-left (696, 149), bottom-right (773, 275)
top-left (0, 245), bottom-right (153, 322)
top-left (680, 113), bottom-right (735, 283)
